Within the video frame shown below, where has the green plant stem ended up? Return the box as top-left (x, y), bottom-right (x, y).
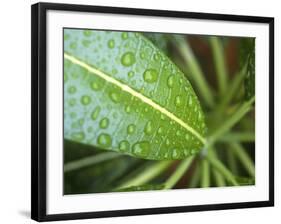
top-left (217, 65), bottom-right (247, 113)
top-left (64, 152), bottom-right (121, 172)
top-left (209, 148), bottom-right (226, 187)
top-left (208, 96), bottom-right (255, 146)
top-left (206, 151), bottom-right (239, 186)
top-left (218, 131), bottom-right (255, 143)
top-left (115, 161), bottom-right (172, 190)
top-left (164, 157), bottom-right (194, 189)
top-left (212, 169), bottom-right (226, 187)
top-left (188, 162), bottom-right (201, 188)
top-left (173, 36), bottom-right (215, 108)
top-left (226, 149), bottom-right (238, 175)
top-left (210, 37), bottom-right (228, 96)
top-left (231, 142), bottom-right (255, 177)
top-left (201, 159), bottom-right (210, 187)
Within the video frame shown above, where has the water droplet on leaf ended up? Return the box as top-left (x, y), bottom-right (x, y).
top-left (132, 141), bottom-right (150, 157)
top-left (107, 39), bottom-right (115, 48)
top-left (81, 95), bottom-right (91, 105)
top-left (68, 86), bottom-right (76, 94)
top-left (175, 95), bottom-right (182, 107)
top-left (127, 124), bottom-right (136, 134)
top-left (128, 71), bottom-right (134, 78)
top-left (144, 121), bottom-right (153, 134)
top-left (121, 52), bottom-right (136, 67)
top-left (91, 106), bottom-right (101, 120)
top-left (97, 133), bottom-right (112, 147)
top-left (99, 118), bottom-right (109, 129)
top-left (119, 140), bottom-right (130, 152)
top-left (143, 69), bottom-right (158, 83)
top-left (167, 75), bottom-right (174, 88)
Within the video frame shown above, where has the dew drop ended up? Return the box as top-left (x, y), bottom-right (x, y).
top-left (125, 105), bottom-right (131, 113)
top-left (97, 133), bottom-right (112, 147)
top-left (68, 86), bottom-right (76, 94)
top-left (99, 118), bottom-right (109, 129)
top-left (91, 106), bottom-right (101, 120)
top-left (71, 132), bottom-right (85, 141)
top-left (81, 95), bottom-right (91, 105)
top-left (188, 96), bottom-right (193, 106)
top-left (128, 71), bottom-right (134, 78)
top-left (109, 92), bottom-right (120, 103)
top-left (90, 81), bottom-right (101, 91)
top-left (127, 124), bottom-right (136, 134)
top-left (107, 39), bottom-right (115, 48)
top-left (198, 111), bottom-right (202, 120)
top-left (119, 140), bottom-right (130, 152)
top-left (176, 130), bottom-right (181, 136)
top-left (132, 141), bottom-right (150, 157)
top-left (165, 138), bottom-right (170, 146)
top-left (121, 52), bottom-right (136, 67)
top-left (83, 30), bottom-right (91, 37)
top-left (157, 127), bottom-right (163, 134)
top-left (153, 53), bottom-right (160, 61)
top-left (167, 75), bottom-right (174, 88)
top-left (172, 148), bottom-right (181, 159)
top-left (175, 95), bottom-right (182, 107)
top-left (121, 32), bottom-right (128, 40)
top-left (160, 114), bottom-right (165, 120)
top-left (144, 121), bottom-right (153, 134)
top-left (143, 69), bottom-right (158, 83)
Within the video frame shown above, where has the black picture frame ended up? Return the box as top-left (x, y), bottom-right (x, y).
top-left (31, 2), bottom-right (274, 222)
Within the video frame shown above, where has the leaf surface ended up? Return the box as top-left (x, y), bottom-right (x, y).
top-left (64, 29), bottom-right (206, 160)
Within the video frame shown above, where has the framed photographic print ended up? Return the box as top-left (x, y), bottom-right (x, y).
top-left (31, 2), bottom-right (274, 222)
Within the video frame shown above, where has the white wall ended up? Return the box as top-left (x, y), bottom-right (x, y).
top-left (0, 0), bottom-right (279, 223)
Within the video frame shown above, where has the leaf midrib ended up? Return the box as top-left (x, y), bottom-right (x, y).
top-left (64, 52), bottom-right (206, 144)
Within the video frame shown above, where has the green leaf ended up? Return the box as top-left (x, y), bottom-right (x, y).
top-left (64, 29), bottom-right (206, 160)
top-left (234, 176), bottom-right (255, 186)
top-left (115, 184), bottom-right (165, 192)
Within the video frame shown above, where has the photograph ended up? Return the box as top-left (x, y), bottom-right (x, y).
top-left (63, 28), bottom-right (255, 195)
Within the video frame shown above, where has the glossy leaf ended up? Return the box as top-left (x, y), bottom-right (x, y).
top-left (64, 29), bottom-right (206, 160)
